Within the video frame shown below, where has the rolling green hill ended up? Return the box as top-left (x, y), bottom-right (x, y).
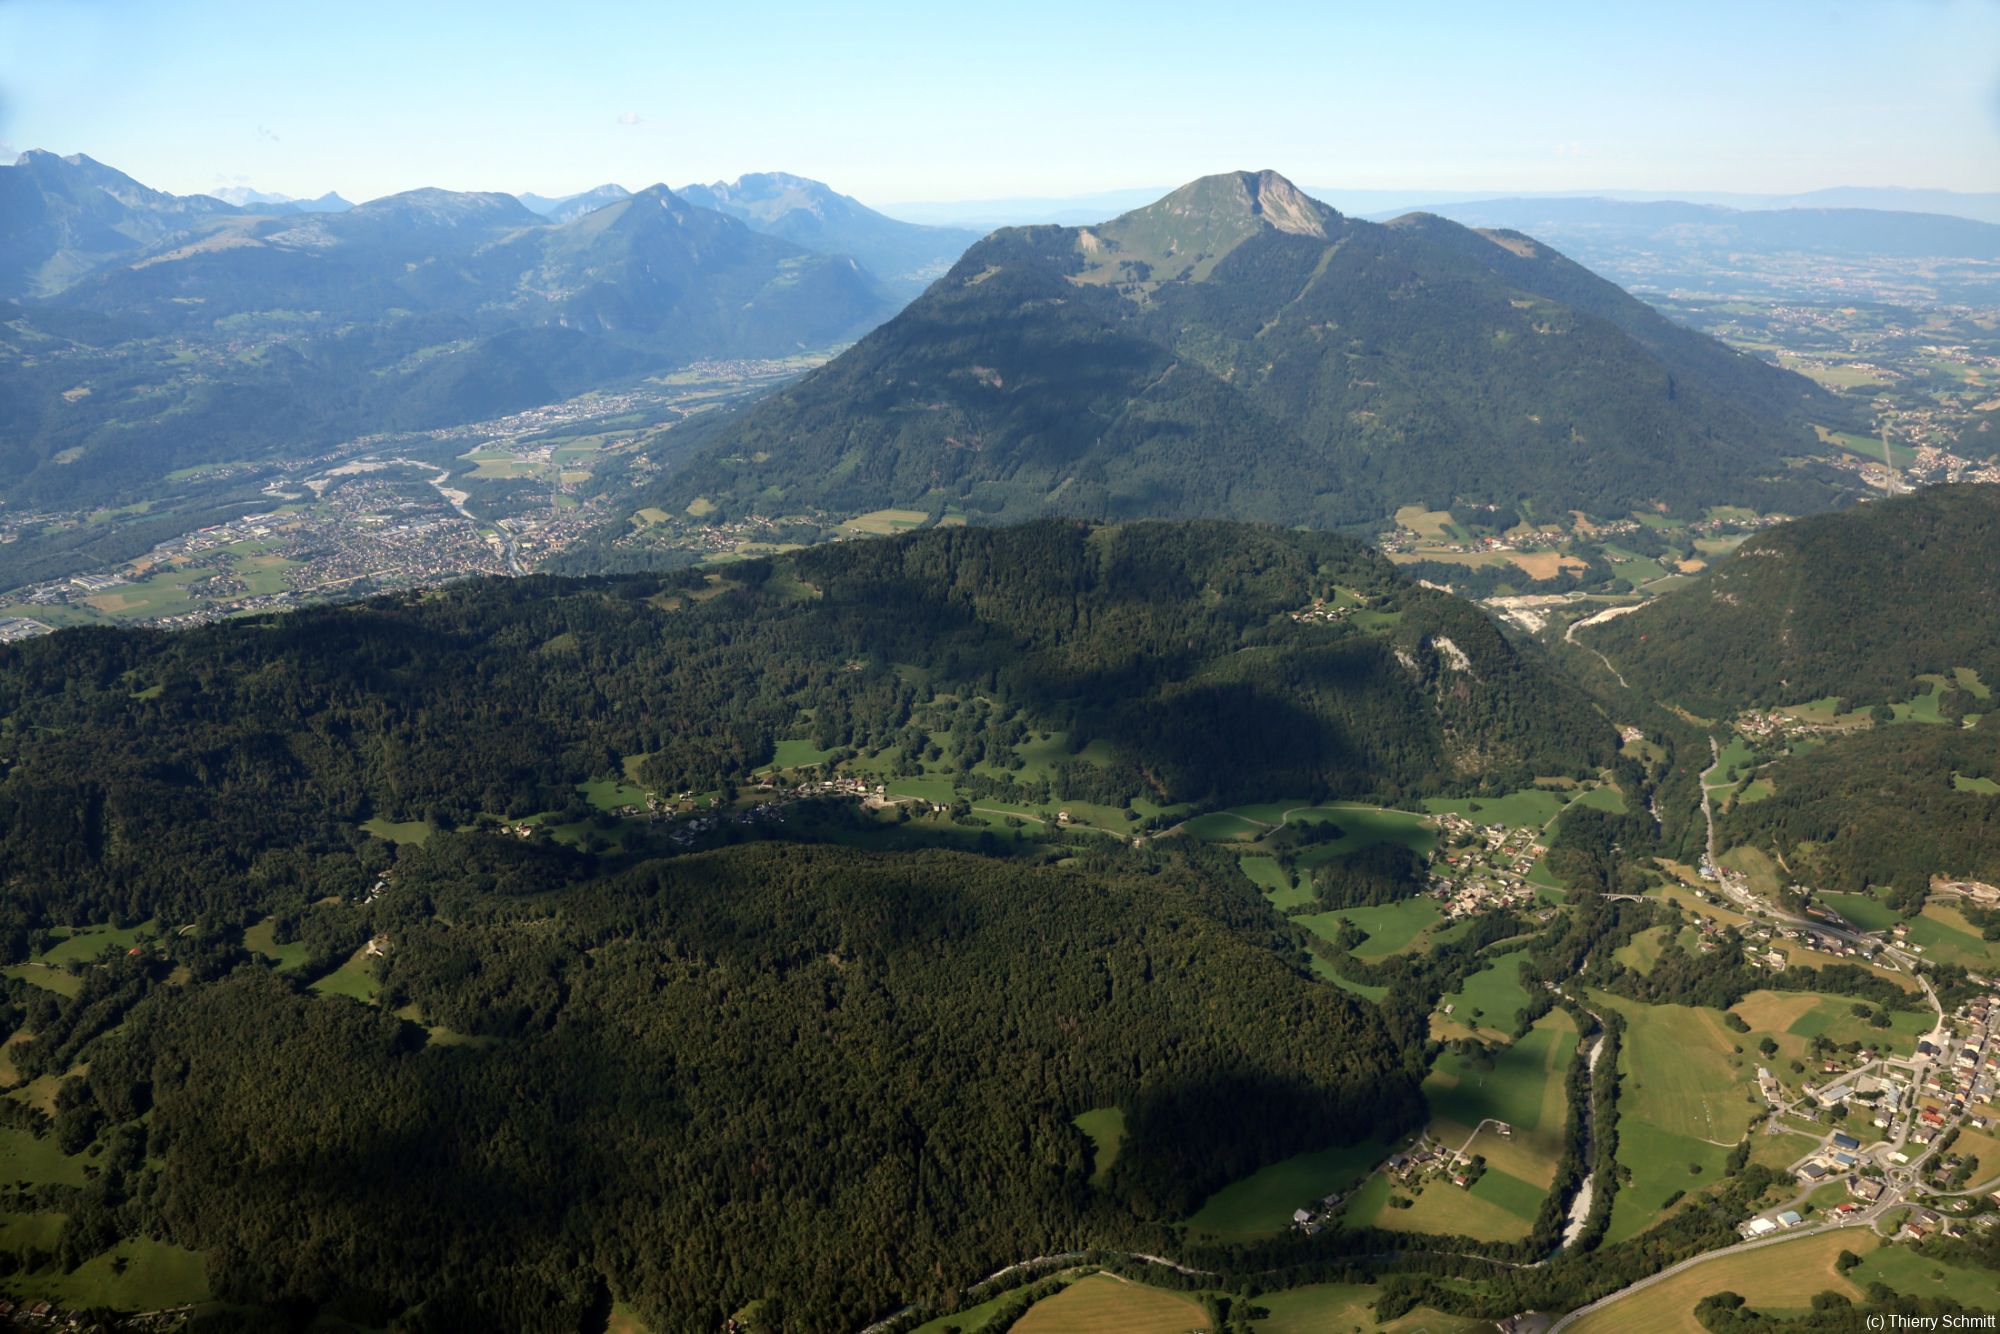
top-left (636, 170), bottom-right (1843, 537)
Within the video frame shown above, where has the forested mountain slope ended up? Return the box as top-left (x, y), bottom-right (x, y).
top-left (0, 520), bottom-right (1604, 1327)
top-left (38, 841), bottom-right (1414, 1329)
top-left (1719, 715), bottom-right (2000, 896)
top-left (0, 520), bottom-right (1610, 931)
top-left (641, 170), bottom-right (1842, 533)
top-left (0, 150), bottom-right (241, 299)
top-left (1587, 485), bottom-right (2000, 717)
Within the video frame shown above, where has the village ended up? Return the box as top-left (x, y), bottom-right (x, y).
top-left (1428, 812), bottom-right (1552, 920)
top-left (1736, 976), bottom-right (2000, 1245)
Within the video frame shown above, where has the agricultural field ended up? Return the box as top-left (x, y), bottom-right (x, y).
top-left (1594, 994), bottom-right (1762, 1244)
top-left (1247, 1282), bottom-right (1492, 1334)
top-left (1184, 1138), bottom-right (1389, 1241)
top-left (1436, 949), bottom-right (1535, 1040)
top-left (1425, 1011), bottom-right (1579, 1193)
top-left (1009, 1273), bottom-right (1209, 1334)
top-left (1570, 1228), bottom-right (1866, 1334)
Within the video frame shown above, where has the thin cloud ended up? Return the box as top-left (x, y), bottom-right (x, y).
top-left (617, 112), bottom-right (644, 127)
top-left (256, 124), bottom-right (281, 143)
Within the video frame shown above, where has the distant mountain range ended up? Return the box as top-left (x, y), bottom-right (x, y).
top-left (515, 173), bottom-right (983, 298)
top-left (0, 151), bottom-right (904, 520)
top-left (210, 185), bottom-right (354, 213)
top-left (642, 170), bottom-right (1846, 535)
top-left (885, 184), bottom-right (2000, 230)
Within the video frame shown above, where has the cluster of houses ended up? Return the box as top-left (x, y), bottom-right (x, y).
top-left (1287, 596), bottom-right (1364, 625)
top-left (1428, 815), bottom-right (1549, 920)
top-left (0, 1298), bottom-right (191, 1329)
top-left (1734, 915), bottom-right (1878, 971)
top-left (1733, 709), bottom-right (1844, 742)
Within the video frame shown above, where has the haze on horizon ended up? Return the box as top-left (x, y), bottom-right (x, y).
top-left (2, 0), bottom-right (1997, 210)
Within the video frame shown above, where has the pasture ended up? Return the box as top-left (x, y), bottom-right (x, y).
top-left (0, 1237), bottom-right (210, 1312)
top-left (1247, 1282), bottom-right (1491, 1334)
top-left (1730, 989), bottom-right (1931, 1068)
top-left (1362, 1171), bottom-right (1539, 1243)
top-left (0, 1127), bottom-right (89, 1188)
top-left (1, 965), bottom-right (80, 997)
top-left (1956, 772), bottom-right (2000, 795)
top-left (769, 738), bottom-right (835, 769)
top-left (35, 921), bottom-right (156, 966)
top-left (840, 509), bottom-right (929, 537)
top-left (580, 776), bottom-right (650, 809)
top-left (310, 946), bottom-right (382, 1004)
top-left (1594, 993), bottom-right (1761, 1243)
top-left (1436, 949), bottom-right (1534, 1039)
top-left (1296, 898), bottom-right (1440, 959)
top-left (243, 917), bottom-right (310, 971)
top-left (1421, 789), bottom-right (1565, 829)
top-left (1239, 856), bottom-right (1314, 910)
top-left (1850, 1241), bottom-right (2000, 1307)
top-left (1425, 1010), bottom-right (1578, 1191)
top-left (1072, 1107), bottom-right (1125, 1188)
top-left (1010, 1273), bottom-right (1209, 1334)
top-left (1905, 902), bottom-right (2000, 971)
top-left (1185, 1137), bottom-right (1388, 1240)
top-left (362, 815), bottom-right (432, 845)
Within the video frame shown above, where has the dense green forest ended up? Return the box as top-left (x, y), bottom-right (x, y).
top-left (629, 171), bottom-right (1844, 540)
top-left (1588, 484), bottom-right (2000, 716)
top-left (1719, 715), bottom-right (2000, 893)
top-left (9, 841), bottom-right (1414, 1331)
top-left (0, 520), bottom-right (1611, 935)
top-left (0, 516), bottom-right (1636, 1327)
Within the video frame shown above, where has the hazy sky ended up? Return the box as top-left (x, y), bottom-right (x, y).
top-left (3, 0), bottom-right (1996, 206)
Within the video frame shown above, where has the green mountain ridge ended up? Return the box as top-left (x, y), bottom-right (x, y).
top-left (636, 169), bottom-right (1846, 536)
top-left (1588, 483), bottom-right (2000, 717)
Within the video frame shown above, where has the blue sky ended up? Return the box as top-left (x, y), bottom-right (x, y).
top-left (2, 0), bottom-right (1995, 206)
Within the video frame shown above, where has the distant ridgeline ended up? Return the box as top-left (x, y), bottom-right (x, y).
top-left (639, 170), bottom-right (1847, 537)
top-left (0, 517), bottom-right (1631, 1326)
